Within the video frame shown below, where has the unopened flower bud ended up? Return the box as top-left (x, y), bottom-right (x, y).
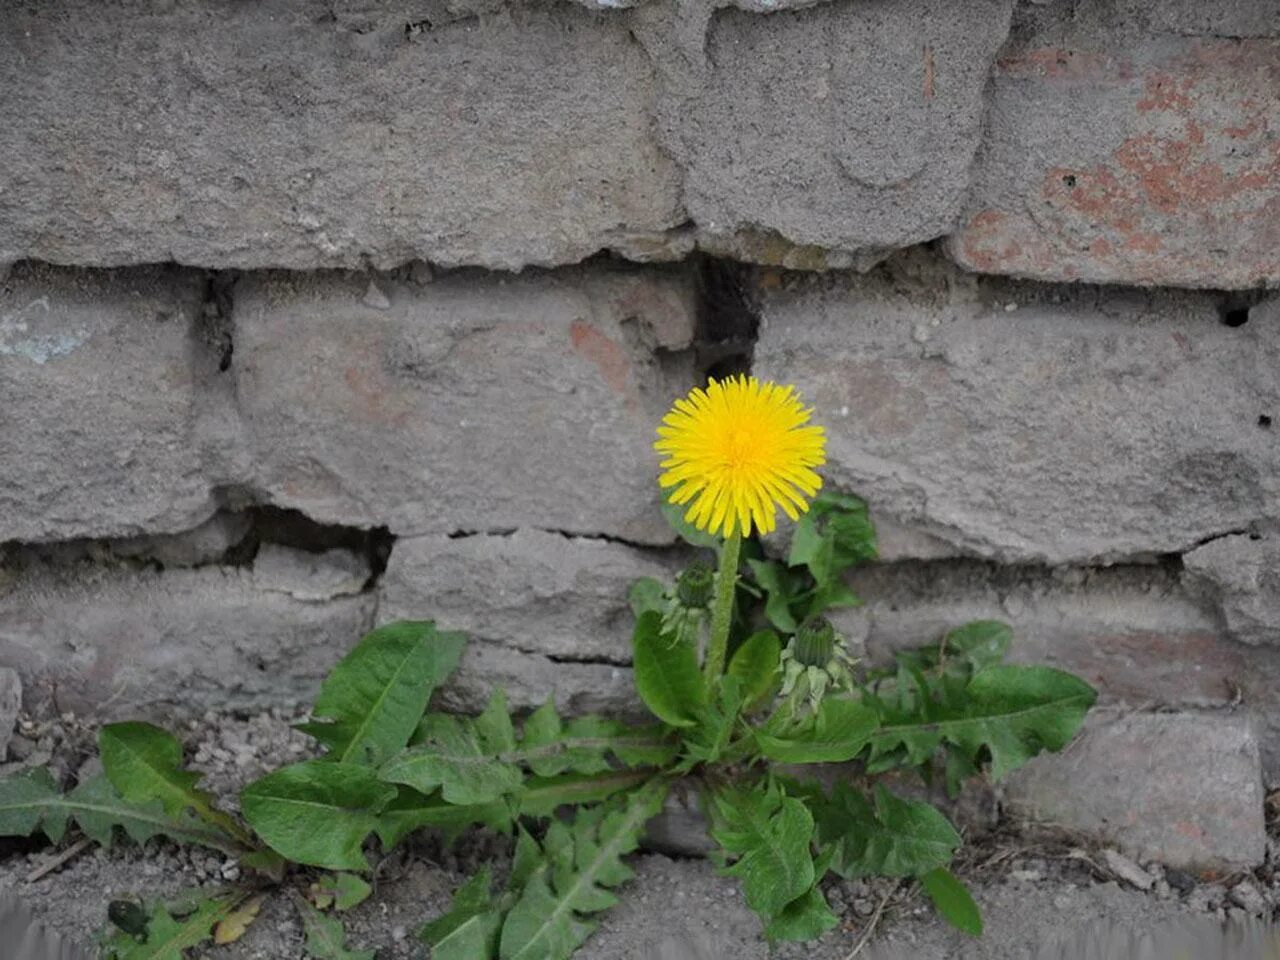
top-left (676, 562), bottom-right (715, 609)
top-left (793, 616), bottom-right (836, 668)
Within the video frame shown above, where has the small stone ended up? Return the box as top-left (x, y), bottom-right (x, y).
top-left (362, 279), bottom-right (391, 310)
top-left (1103, 849), bottom-right (1154, 891)
top-left (1010, 869), bottom-right (1042, 882)
top-left (221, 863), bottom-right (241, 882)
top-left (392, 926), bottom-right (407, 942)
top-left (1166, 868), bottom-right (1197, 895)
top-left (1156, 880), bottom-right (1171, 899)
top-left (1230, 879), bottom-right (1267, 915)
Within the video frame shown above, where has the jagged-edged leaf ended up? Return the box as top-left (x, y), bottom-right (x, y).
top-left (499, 780), bottom-right (667, 960)
top-left (866, 665), bottom-right (1097, 780)
top-left (812, 783), bottom-right (960, 879)
top-left (921, 867), bottom-right (982, 936)
top-left (893, 621), bottom-right (1013, 681)
top-left (763, 886), bottom-right (839, 942)
top-left (102, 892), bottom-right (243, 960)
top-left (728, 630), bottom-right (781, 710)
top-left (746, 560), bottom-right (802, 633)
top-left (628, 577), bottom-right (668, 619)
top-left (0, 769), bottom-right (239, 854)
top-left (420, 867), bottom-right (504, 960)
top-left (296, 897), bottom-right (376, 960)
top-left (298, 621), bottom-right (467, 767)
top-left (240, 760), bottom-right (395, 871)
top-left (520, 701), bottom-right (677, 775)
top-left (631, 611), bottom-right (704, 728)
top-left (707, 780), bottom-right (815, 920)
top-left (315, 873), bottom-right (373, 912)
top-left (788, 492), bottom-right (877, 585)
top-left (757, 698), bottom-right (878, 764)
top-left (677, 676), bottom-right (745, 771)
top-left (381, 713), bottom-right (522, 806)
top-left (98, 723), bottom-right (247, 843)
top-left (375, 785), bottom-right (512, 849)
top-left (518, 770), bottom-right (655, 819)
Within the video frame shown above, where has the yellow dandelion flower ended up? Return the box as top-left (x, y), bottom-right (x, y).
top-left (655, 375), bottom-right (826, 539)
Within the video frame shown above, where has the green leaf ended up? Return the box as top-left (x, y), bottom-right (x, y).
top-left (813, 783), bottom-right (960, 879)
top-left (763, 886), bottom-right (839, 942)
top-left (678, 676), bottom-right (746, 771)
top-left (103, 892), bottom-right (242, 960)
top-left (518, 770), bottom-right (655, 819)
top-left (708, 780), bottom-right (815, 919)
top-left (316, 873), bottom-right (373, 912)
top-left (727, 630), bottom-right (781, 710)
top-left (943, 621), bottom-right (1012, 673)
top-left (499, 780), bottom-right (667, 960)
top-left (375, 785), bottom-right (511, 849)
top-left (381, 711), bottom-right (522, 806)
top-left (660, 498), bottom-right (721, 550)
top-left (240, 760), bottom-right (395, 870)
top-left (99, 723), bottom-right (246, 843)
top-left (806, 579), bottom-right (863, 618)
top-left (628, 577), bottom-right (668, 619)
top-left (746, 560), bottom-right (801, 633)
top-left (631, 611), bottom-right (704, 728)
top-left (420, 868), bottom-right (504, 960)
top-left (921, 867), bottom-right (982, 936)
top-left (298, 621), bottom-right (467, 767)
top-left (296, 897), bottom-right (376, 960)
top-left (757, 699), bottom-right (878, 764)
top-left (866, 664), bottom-right (1096, 780)
top-left (519, 700), bottom-right (676, 776)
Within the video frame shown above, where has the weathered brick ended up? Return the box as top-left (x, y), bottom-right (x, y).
top-left (235, 267), bottom-right (697, 542)
top-left (0, 263), bottom-right (218, 543)
top-left (1183, 533), bottom-right (1280, 647)
top-left (380, 530), bottom-right (677, 662)
top-left (1005, 711), bottom-right (1266, 871)
top-left (754, 264), bottom-right (1280, 565)
top-left (0, 560), bottom-right (375, 717)
top-left (0, 1), bottom-right (683, 271)
top-left (647, 0), bottom-right (1013, 268)
top-left (949, 2), bottom-right (1280, 287)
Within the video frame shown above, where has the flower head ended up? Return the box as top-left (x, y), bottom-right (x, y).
top-left (655, 375), bottom-right (826, 538)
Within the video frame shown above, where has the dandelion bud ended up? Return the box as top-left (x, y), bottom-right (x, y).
top-left (676, 562), bottom-right (715, 609)
top-left (793, 616), bottom-right (836, 668)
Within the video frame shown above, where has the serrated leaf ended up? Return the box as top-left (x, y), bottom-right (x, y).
top-left (103, 892), bottom-right (242, 960)
top-left (213, 894), bottom-right (265, 945)
top-left (298, 621), bottom-right (467, 767)
top-left (99, 723), bottom-right (245, 843)
top-left (296, 897), bottom-right (376, 960)
top-left (763, 886), bottom-right (839, 942)
top-left (921, 867), bottom-right (982, 936)
top-left (727, 630), bottom-right (781, 711)
top-left (813, 783), bottom-right (960, 879)
top-left (241, 760), bottom-right (395, 870)
top-left (757, 698), bottom-right (878, 764)
top-left (520, 702), bottom-right (676, 776)
top-left (499, 780), bottom-right (667, 960)
top-left (518, 770), bottom-right (654, 819)
top-left (866, 664), bottom-right (1097, 780)
top-left (374, 785), bottom-right (512, 849)
top-left (380, 712), bottom-right (522, 806)
top-left (631, 611), bottom-right (704, 728)
top-left (316, 873), bottom-right (373, 911)
top-left (746, 560), bottom-right (801, 633)
top-left (708, 780), bottom-right (815, 919)
top-left (420, 867), bottom-right (503, 960)
top-left (677, 676), bottom-right (745, 771)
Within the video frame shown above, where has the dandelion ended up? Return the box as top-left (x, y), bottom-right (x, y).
top-left (655, 375), bottom-right (826, 539)
top-left (654, 374), bottom-right (826, 682)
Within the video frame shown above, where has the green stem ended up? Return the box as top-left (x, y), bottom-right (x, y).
top-left (704, 530), bottom-right (742, 686)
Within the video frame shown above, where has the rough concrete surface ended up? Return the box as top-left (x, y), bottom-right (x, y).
top-left (950, 0), bottom-right (1280, 288)
top-left (1005, 710), bottom-right (1267, 871)
top-left (754, 261), bottom-right (1280, 565)
top-left (1184, 533), bottom-right (1280, 647)
top-left (234, 266), bottom-right (697, 543)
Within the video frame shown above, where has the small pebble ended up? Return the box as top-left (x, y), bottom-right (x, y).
top-left (1102, 849), bottom-right (1153, 891)
top-left (1230, 879), bottom-right (1268, 915)
top-left (392, 925), bottom-right (407, 942)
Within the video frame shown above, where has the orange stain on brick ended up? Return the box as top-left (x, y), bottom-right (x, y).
top-left (570, 320), bottom-right (630, 397)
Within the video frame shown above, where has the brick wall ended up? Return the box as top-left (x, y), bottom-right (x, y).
top-left (2, 0), bottom-right (1278, 868)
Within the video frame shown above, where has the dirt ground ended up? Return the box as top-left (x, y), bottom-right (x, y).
top-left (1, 709), bottom-right (1275, 960)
